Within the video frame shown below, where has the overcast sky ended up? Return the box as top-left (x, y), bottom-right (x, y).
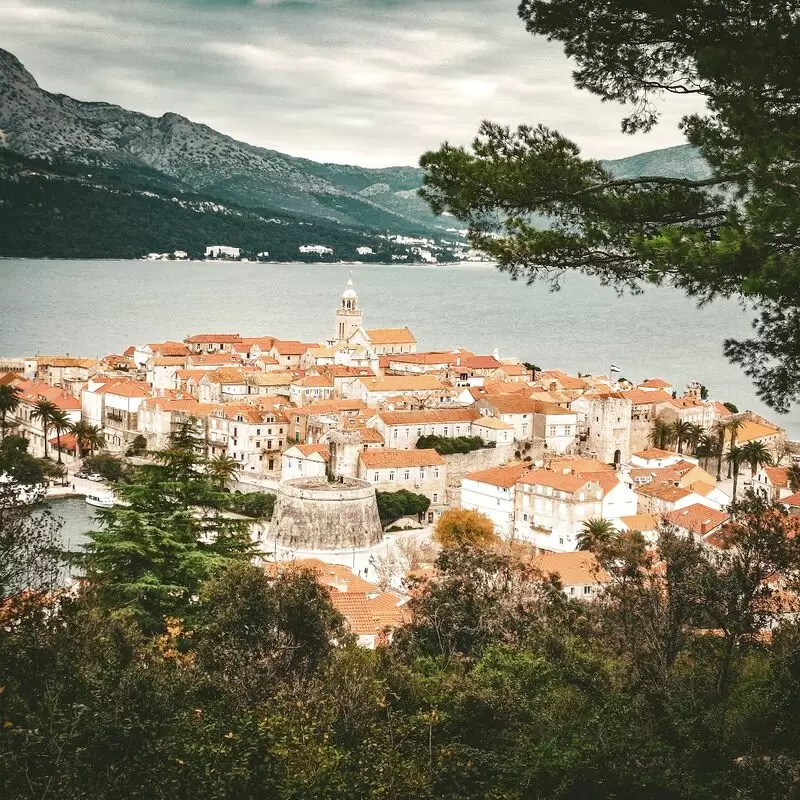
top-left (1, 0), bottom-right (703, 167)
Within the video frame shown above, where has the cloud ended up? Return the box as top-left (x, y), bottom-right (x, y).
top-left (0, 0), bottom-right (703, 167)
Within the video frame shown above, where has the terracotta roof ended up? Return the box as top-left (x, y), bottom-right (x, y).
top-left (638, 378), bottom-right (672, 389)
top-left (247, 371), bottom-right (298, 386)
top-left (321, 365), bottom-right (375, 377)
top-left (288, 444), bottom-right (330, 460)
top-left (387, 352), bottom-right (457, 365)
top-left (94, 380), bottom-right (152, 398)
top-left (518, 468), bottom-right (595, 493)
top-left (365, 327), bottom-right (416, 345)
top-left (150, 356), bottom-right (186, 367)
top-left (736, 419), bottom-right (782, 443)
top-left (713, 401), bottom-right (733, 418)
top-left (782, 492), bottom-right (800, 507)
top-left (360, 375), bottom-right (446, 393)
top-left (636, 483), bottom-right (694, 502)
top-left (464, 463), bottom-right (531, 488)
top-left (665, 504), bottom-right (730, 535)
top-left (328, 591), bottom-right (377, 635)
top-left (377, 408), bottom-right (478, 426)
top-left (481, 395), bottom-right (540, 414)
top-left (271, 340), bottom-right (317, 355)
top-left (621, 389), bottom-right (673, 405)
top-left (360, 448), bottom-right (444, 468)
top-left (200, 368), bottom-right (248, 385)
top-left (292, 375), bottom-right (334, 388)
top-left (184, 333), bottom-right (241, 344)
top-left (633, 448), bottom-right (678, 460)
top-left (532, 551), bottom-right (610, 587)
top-left (289, 399), bottom-right (367, 415)
top-left (367, 592), bottom-right (409, 629)
top-left (472, 416), bottom-right (514, 430)
top-left (187, 354), bottom-right (243, 366)
top-left (618, 513), bottom-right (660, 532)
top-left (123, 345), bottom-right (136, 357)
top-left (459, 355), bottom-right (504, 370)
top-left (154, 343), bottom-right (190, 357)
top-left (538, 370), bottom-right (589, 390)
top-left (15, 380), bottom-right (81, 411)
top-left (34, 356), bottom-right (98, 369)
top-left (269, 558), bottom-right (377, 594)
top-left (548, 457), bottom-right (613, 474)
top-left (48, 432), bottom-right (78, 450)
top-left (353, 426), bottom-right (385, 443)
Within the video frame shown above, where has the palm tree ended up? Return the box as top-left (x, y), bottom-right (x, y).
top-left (740, 440), bottom-right (773, 480)
top-left (0, 384), bottom-right (22, 440)
top-left (724, 416), bottom-right (746, 478)
top-left (789, 463), bottom-right (800, 493)
top-left (30, 398), bottom-right (58, 459)
top-left (576, 518), bottom-right (619, 552)
top-left (671, 420), bottom-right (694, 455)
top-left (206, 454), bottom-right (240, 486)
top-left (695, 432), bottom-right (717, 471)
top-left (71, 420), bottom-right (106, 459)
top-left (648, 419), bottom-right (674, 450)
top-left (49, 408), bottom-right (73, 465)
top-left (713, 421), bottom-right (727, 482)
top-left (685, 423), bottom-right (704, 455)
top-left (726, 445), bottom-right (747, 500)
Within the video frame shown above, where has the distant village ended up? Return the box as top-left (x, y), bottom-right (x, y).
top-left (143, 231), bottom-right (484, 264)
top-left (2, 277), bottom-right (798, 646)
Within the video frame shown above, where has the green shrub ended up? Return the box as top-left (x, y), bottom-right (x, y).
top-left (376, 490), bottom-right (431, 526)
top-left (227, 491), bottom-right (276, 520)
top-left (83, 454), bottom-right (125, 483)
top-left (416, 435), bottom-right (485, 455)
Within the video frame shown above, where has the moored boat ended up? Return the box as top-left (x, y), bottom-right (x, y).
top-left (85, 491), bottom-right (116, 509)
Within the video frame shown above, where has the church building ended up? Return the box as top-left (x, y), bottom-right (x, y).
top-left (328, 275), bottom-right (417, 361)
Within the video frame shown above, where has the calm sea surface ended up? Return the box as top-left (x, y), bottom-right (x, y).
top-left (1, 258), bottom-right (797, 437)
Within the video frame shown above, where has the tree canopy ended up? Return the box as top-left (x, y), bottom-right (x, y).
top-left (420, 1), bottom-right (800, 414)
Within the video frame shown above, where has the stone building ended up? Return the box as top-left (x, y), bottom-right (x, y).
top-left (270, 477), bottom-right (383, 550)
top-left (570, 393), bottom-right (632, 466)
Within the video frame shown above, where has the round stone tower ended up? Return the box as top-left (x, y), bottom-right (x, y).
top-left (270, 476), bottom-right (383, 550)
top-left (335, 273), bottom-right (362, 344)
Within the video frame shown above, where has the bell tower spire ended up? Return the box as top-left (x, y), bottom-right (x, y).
top-left (335, 272), bottom-right (363, 345)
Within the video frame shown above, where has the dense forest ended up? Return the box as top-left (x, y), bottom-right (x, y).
top-left (0, 151), bottom-right (448, 262)
top-left (3, 425), bottom-right (800, 798)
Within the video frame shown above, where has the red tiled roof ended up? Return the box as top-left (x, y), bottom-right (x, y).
top-left (377, 408), bottom-right (478, 426)
top-left (464, 463), bottom-right (531, 488)
top-left (518, 468), bottom-right (595, 493)
top-left (360, 448), bottom-right (444, 468)
top-left (665, 503), bottom-right (730, 535)
top-left (532, 551), bottom-right (610, 587)
top-left (185, 333), bottom-right (241, 344)
top-left (328, 591), bottom-right (377, 635)
top-left (15, 380), bottom-right (81, 411)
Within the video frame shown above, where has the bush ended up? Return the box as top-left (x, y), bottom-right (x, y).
top-left (0, 436), bottom-right (44, 485)
top-left (416, 435), bottom-right (485, 455)
top-left (125, 434), bottom-right (148, 456)
top-left (227, 491), bottom-right (276, 520)
top-left (433, 508), bottom-right (499, 549)
top-left (376, 490), bottom-right (431, 526)
top-left (82, 454), bottom-right (125, 483)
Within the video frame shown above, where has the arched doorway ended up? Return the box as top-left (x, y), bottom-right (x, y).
top-left (613, 449), bottom-right (621, 468)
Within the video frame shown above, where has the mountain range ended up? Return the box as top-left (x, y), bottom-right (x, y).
top-left (0, 46), bottom-right (709, 259)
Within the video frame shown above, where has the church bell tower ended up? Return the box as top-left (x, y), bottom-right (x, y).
top-left (335, 273), bottom-right (363, 345)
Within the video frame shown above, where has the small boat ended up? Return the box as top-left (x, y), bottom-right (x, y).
top-left (85, 491), bottom-right (116, 509)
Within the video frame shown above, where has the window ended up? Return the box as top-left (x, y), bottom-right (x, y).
top-left (433, 492), bottom-right (439, 503)
top-left (523, 513), bottom-right (528, 522)
top-left (434, 468), bottom-right (440, 478)
top-left (389, 470), bottom-right (395, 481)
top-left (403, 470), bottom-right (410, 481)
top-left (559, 537), bottom-right (564, 545)
top-left (549, 426), bottom-right (557, 437)
top-left (373, 472), bottom-right (379, 482)
top-left (417, 427), bottom-right (422, 437)
top-left (393, 429), bottom-right (398, 439)
top-left (267, 440), bottom-right (272, 450)
top-left (443, 426), bottom-right (448, 436)
top-left (583, 585), bottom-right (592, 595)
top-left (256, 428), bottom-right (261, 436)
top-left (256, 441), bottom-right (261, 449)
top-left (569, 587), bottom-right (576, 595)
top-left (420, 469), bottom-right (425, 481)
top-left (278, 439), bottom-right (283, 448)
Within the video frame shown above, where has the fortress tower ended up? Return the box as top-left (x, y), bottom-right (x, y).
top-left (335, 273), bottom-right (363, 345)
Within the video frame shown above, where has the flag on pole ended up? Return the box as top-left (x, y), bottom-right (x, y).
top-left (610, 363), bottom-right (621, 374)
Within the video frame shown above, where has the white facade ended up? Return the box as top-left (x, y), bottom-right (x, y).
top-left (205, 245), bottom-right (241, 259)
top-left (460, 478), bottom-right (517, 536)
top-left (281, 445), bottom-right (329, 482)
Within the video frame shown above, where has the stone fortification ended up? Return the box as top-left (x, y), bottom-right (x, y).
top-left (271, 477), bottom-right (383, 550)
